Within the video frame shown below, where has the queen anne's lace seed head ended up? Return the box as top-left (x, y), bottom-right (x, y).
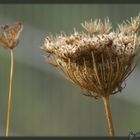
top-left (42, 14), bottom-right (140, 99)
top-left (0, 22), bottom-right (23, 49)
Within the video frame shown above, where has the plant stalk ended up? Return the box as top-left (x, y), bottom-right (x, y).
top-left (102, 96), bottom-right (115, 136)
top-left (6, 49), bottom-right (14, 137)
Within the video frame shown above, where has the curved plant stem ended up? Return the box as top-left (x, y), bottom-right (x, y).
top-left (6, 49), bottom-right (14, 137)
top-left (102, 96), bottom-right (115, 136)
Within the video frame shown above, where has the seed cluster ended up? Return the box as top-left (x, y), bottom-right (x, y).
top-left (43, 32), bottom-right (139, 59)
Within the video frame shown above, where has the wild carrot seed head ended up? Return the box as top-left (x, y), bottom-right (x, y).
top-left (0, 22), bottom-right (23, 49)
top-left (42, 14), bottom-right (140, 99)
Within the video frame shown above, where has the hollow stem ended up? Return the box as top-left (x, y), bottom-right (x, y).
top-left (6, 49), bottom-right (14, 137)
top-left (102, 96), bottom-right (115, 136)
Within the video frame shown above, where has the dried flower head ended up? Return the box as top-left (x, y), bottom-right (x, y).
top-left (0, 22), bottom-right (23, 49)
top-left (0, 22), bottom-right (23, 137)
top-left (42, 14), bottom-right (140, 99)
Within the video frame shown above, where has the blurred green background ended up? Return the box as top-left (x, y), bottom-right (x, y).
top-left (0, 4), bottom-right (140, 136)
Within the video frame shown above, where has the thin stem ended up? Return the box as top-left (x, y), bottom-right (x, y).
top-left (102, 96), bottom-right (115, 136)
top-left (6, 49), bottom-right (14, 137)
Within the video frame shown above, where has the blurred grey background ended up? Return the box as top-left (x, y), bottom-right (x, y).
top-left (0, 4), bottom-right (140, 136)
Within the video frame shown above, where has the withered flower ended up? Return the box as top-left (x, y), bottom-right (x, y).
top-left (41, 14), bottom-right (140, 136)
top-left (0, 22), bottom-right (23, 49)
top-left (0, 22), bottom-right (23, 136)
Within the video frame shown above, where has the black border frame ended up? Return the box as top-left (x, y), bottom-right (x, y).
top-left (0, 0), bottom-right (139, 4)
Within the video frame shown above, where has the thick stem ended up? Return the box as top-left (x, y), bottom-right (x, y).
top-left (6, 49), bottom-right (14, 137)
top-left (102, 96), bottom-right (115, 136)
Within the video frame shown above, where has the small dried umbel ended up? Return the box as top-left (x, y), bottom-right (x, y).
top-left (0, 22), bottom-right (23, 49)
top-left (0, 22), bottom-right (23, 137)
top-left (42, 14), bottom-right (140, 136)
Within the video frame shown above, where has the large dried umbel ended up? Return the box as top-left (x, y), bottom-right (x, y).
top-left (41, 14), bottom-right (140, 136)
top-left (42, 15), bottom-right (140, 98)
